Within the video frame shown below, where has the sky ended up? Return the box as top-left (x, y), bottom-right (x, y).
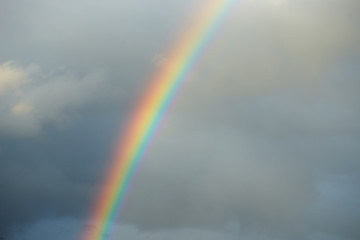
top-left (0, 0), bottom-right (360, 239)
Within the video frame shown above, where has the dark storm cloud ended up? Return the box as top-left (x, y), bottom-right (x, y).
top-left (0, 114), bottom-right (119, 237)
top-left (1, 0), bottom-right (360, 240)
top-left (0, 0), bottom-right (201, 237)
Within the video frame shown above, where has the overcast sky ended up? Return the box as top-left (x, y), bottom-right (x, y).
top-left (1, 0), bottom-right (360, 239)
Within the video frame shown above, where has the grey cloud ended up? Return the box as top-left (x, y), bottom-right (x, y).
top-left (0, 0), bottom-right (195, 70)
top-left (123, 119), bottom-right (315, 238)
top-left (0, 115), bottom-right (118, 237)
top-left (8, 217), bottom-right (240, 240)
top-left (9, 217), bottom-right (357, 240)
top-left (0, 0), bottom-right (359, 240)
top-left (0, 61), bottom-right (108, 137)
top-left (118, 1), bottom-right (360, 238)
top-left (308, 174), bottom-right (360, 240)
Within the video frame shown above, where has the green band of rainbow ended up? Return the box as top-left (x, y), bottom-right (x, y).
top-left (83, 0), bottom-right (237, 239)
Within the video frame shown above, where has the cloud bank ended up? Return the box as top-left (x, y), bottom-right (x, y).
top-left (0, 0), bottom-right (359, 240)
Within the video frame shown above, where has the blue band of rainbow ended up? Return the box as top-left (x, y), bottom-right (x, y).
top-left (83, 1), bottom-right (237, 239)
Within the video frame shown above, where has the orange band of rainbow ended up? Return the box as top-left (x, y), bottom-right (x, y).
top-left (83, 1), bottom-right (237, 239)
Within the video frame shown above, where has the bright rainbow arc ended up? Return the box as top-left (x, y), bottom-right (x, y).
top-left (83, 1), bottom-right (237, 239)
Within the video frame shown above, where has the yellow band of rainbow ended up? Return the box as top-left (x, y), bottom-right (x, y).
top-left (83, 1), bottom-right (237, 239)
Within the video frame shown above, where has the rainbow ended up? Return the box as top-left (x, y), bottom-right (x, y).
top-left (83, 0), bottom-right (237, 239)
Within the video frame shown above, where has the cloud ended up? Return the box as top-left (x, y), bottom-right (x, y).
top-left (0, 61), bottom-right (108, 137)
top-left (9, 217), bottom-right (355, 240)
top-left (0, 0), bottom-right (359, 240)
top-left (115, 1), bottom-right (360, 238)
top-left (0, 62), bottom-right (29, 94)
top-left (172, 0), bottom-right (360, 139)
top-left (8, 217), bottom-right (240, 240)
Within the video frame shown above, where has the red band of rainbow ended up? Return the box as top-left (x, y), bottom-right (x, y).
top-left (83, 1), bottom-right (237, 239)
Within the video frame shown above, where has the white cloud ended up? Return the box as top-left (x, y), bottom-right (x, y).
top-left (0, 61), bottom-right (108, 137)
top-left (0, 61), bottom-right (30, 94)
